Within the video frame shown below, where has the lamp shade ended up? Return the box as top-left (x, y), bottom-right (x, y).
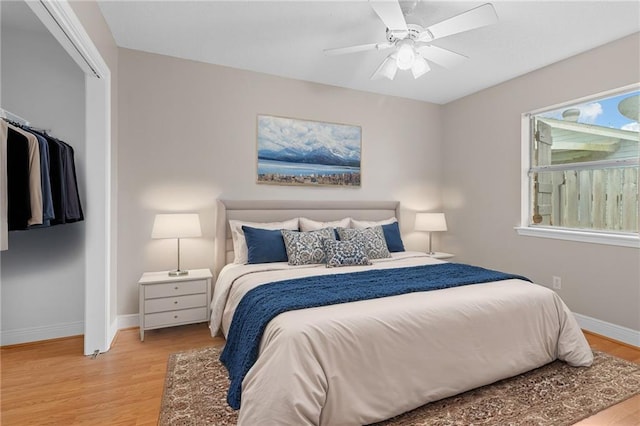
top-left (371, 54), bottom-right (399, 80)
top-left (415, 213), bottom-right (447, 232)
top-left (151, 214), bottom-right (202, 239)
top-left (411, 55), bottom-right (430, 79)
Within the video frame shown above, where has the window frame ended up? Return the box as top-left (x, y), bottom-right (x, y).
top-left (516, 84), bottom-right (640, 249)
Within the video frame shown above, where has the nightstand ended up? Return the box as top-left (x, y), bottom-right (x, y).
top-left (138, 268), bottom-right (212, 341)
top-left (428, 252), bottom-right (455, 260)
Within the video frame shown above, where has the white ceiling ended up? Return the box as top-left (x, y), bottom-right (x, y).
top-left (97, 0), bottom-right (640, 105)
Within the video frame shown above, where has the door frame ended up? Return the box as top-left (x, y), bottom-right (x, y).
top-left (26, 0), bottom-right (113, 355)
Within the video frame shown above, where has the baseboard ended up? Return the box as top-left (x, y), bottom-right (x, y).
top-left (118, 313), bottom-right (139, 329)
top-left (574, 313), bottom-right (640, 347)
top-left (0, 321), bottom-right (84, 346)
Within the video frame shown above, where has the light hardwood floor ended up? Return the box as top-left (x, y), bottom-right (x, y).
top-left (1, 325), bottom-right (638, 425)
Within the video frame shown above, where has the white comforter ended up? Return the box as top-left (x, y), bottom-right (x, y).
top-left (210, 252), bottom-right (593, 426)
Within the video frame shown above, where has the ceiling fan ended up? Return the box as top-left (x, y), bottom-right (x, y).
top-left (324, 0), bottom-right (498, 80)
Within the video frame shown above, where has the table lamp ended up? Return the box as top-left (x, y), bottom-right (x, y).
top-left (151, 213), bottom-right (202, 276)
top-left (414, 212), bottom-right (447, 255)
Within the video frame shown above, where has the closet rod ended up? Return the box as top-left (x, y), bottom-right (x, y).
top-left (0, 108), bottom-right (30, 126)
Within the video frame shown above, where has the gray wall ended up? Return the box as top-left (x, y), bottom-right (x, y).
top-left (117, 48), bottom-right (444, 316)
top-left (441, 33), bottom-right (640, 331)
top-left (0, 5), bottom-right (86, 342)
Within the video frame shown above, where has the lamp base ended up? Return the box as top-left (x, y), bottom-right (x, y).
top-left (168, 269), bottom-right (189, 277)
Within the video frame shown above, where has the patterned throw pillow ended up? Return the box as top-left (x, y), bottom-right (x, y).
top-left (337, 226), bottom-right (391, 260)
top-left (323, 239), bottom-right (371, 268)
top-left (281, 228), bottom-right (335, 266)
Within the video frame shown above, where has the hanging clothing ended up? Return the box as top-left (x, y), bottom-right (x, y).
top-left (6, 126), bottom-right (32, 230)
top-left (2, 117), bottom-right (84, 233)
top-left (44, 133), bottom-right (67, 225)
top-left (27, 129), bottom-right (84, 225)
top-left (8, 123), bottom-right (42, 226)
top-left (32, 132), bottom-right (55, 226)
top-left (61, 142), bottom-right (83, 222)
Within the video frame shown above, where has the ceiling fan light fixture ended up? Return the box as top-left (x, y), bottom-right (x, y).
top-left (395, 39), bottom-right (416, 70)
top-left (371, 54), bottom-right (399, 80)
top-left (325, 0), bottom-right (499, 83)
top-left (411, 55), bottom-right (430, 79)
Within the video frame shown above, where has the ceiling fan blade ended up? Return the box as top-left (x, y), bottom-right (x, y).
top-left (418, 3), bottom-right (498, 42)
top-left (370, 54), bottom-right (398, 80)
top-left (416, 45), bottom-right (468, 69)
top-left (324, 42), bottom-right (393, 56)
top-left (369, 0), bottom-right (408, 32)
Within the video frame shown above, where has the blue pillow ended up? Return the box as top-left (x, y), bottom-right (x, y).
top-left (242, 226), bottom-right (288, 264)
top-left (381, 221), bottom-right (405, 252)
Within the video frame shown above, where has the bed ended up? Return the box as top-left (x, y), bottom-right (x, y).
top-left (210, 200), bottom-right (593, 426)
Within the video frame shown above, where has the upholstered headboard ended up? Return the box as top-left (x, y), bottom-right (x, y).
top-left (214, 200), bottom-right (400, 277)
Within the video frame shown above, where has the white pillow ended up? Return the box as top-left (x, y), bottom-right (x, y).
top-left (299, 217), bottom-right (351, 232)
top-left (351, 217), bottom-right (397, 229)
top-left (229, 218), bottom-right (299, 264)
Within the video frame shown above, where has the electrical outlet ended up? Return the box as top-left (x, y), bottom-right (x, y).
top-left (552, 276), bottom-right (562, 290)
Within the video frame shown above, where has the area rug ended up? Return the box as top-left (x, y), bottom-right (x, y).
top-left (159, 347), bottom-right (639, 426)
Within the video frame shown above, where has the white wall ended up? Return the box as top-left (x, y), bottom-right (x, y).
top-left (441, 33), bottom-right (640, 334)
top-left (117, 48), bottom-right (444, 316)
top-left (0, 8), bottom-right (86, 343)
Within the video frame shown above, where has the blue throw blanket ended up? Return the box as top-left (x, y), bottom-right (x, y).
top-left (220, 262), bottom-right (530, 409)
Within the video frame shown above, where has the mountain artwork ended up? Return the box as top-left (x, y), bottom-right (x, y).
top-left (257, 115), bottom-right (361, 187)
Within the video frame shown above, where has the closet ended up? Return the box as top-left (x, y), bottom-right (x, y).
top-left (0, 0), bottom-right (112, 355)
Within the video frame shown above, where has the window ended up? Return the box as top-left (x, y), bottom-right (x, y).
top-left (518, 86), bottom-right (639, 247)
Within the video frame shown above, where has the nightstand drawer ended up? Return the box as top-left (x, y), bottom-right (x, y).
top-left (144, 293), bottom-right (208, 314)
top-left (144, 307), bottom-right (208, 328)
top-left (144, 279), bottom-right (207, 298)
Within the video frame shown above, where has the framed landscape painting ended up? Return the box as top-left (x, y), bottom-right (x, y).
top-left (257, 115), bottom-right (361, 187)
